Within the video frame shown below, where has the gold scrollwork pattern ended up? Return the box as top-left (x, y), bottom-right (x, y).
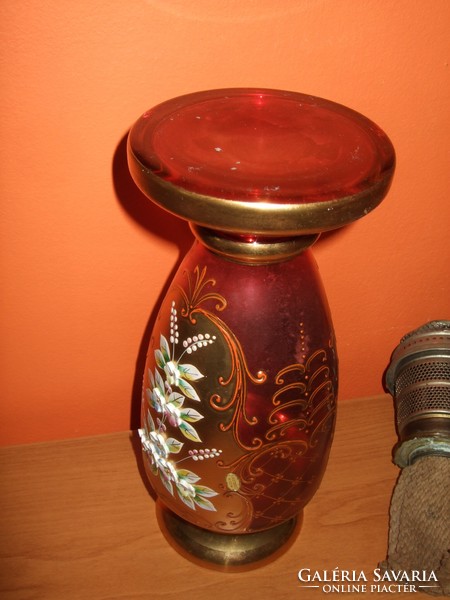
top-left (177, 266), bottom-right (267, 452)
top-left (214, 333), bottom-right (336, 530)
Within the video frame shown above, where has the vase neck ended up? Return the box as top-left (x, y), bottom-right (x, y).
top-left (190, 224), bottom-right (319, 265)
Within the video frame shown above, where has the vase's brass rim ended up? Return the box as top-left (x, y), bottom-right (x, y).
top-left (128, 144), bottom-right (394, 235)
top-left (191, 224), bottom-right (319, 264)
top-left (156, 502), bottom-right (301, 571)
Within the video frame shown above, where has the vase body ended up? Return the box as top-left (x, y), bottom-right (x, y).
top-left (139, 240), bottom-right (337, 534)
top-left (128, 87), bottom-right (395, 563)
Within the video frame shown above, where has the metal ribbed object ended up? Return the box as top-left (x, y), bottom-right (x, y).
top-left (386, 321), bottom-right (450, 467)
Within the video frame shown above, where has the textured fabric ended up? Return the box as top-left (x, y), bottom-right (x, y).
top-left (384, 456), bottom-right (450, 596)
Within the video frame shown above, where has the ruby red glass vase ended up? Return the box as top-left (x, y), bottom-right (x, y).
top-left (127, 88), bottom-right (395, 567)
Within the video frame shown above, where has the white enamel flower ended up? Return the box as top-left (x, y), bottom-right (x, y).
top-left (164, 360), bottom-right (180, 387)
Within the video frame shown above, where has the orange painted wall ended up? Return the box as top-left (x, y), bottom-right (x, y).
top-left (1, 1), bottom-right (449, 445)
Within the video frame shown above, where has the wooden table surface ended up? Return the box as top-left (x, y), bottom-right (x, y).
top-left (0, 396), bottom-right (430, 599)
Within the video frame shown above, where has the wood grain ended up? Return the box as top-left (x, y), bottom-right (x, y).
top-left (0, 396), bottom-right (430, 599)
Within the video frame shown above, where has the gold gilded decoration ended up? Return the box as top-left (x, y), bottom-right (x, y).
top-left (213, 490), bottom-right (254, 532)
top-left (225, 441), bottom-right (310, 530)
top-left (226, 473), bottom-right (241, 492)
top-left (178, 266), bottom-right (267, 452)
top-left (207, 320), bottom-right (267, 450)
top-left (178, 265), bottom-right (227, 318)
top-left (191, 224), bottom-right (320, 263)
top-left (128, 145), bottom-right (393, 237)
top-left (217, 343), bottom-right (336, 531)
top-left (269, 349), bottom-right (334, 444)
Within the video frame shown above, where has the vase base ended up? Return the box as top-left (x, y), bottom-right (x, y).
top-left (157, 502), bottom-right (301, 570)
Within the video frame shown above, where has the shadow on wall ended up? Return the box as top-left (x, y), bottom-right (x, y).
top-left (112, 133), bottom-right (193, 431)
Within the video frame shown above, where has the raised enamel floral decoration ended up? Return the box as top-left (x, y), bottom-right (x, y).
top-left (139, 298), bottom-right (222, 512)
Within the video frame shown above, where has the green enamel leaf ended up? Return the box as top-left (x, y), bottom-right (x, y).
top-left (147, 412), bottom-right (156, 432)
top-left (194, 496), bottom-right (217, 512)
top-left (160, 473), bottom-right (174, 495)
top-left (194, 484), bottom-right (219, 498)
top-left (155, 369), bottom-right (164, 391)
top-left (179, 420), bottom-right (202, 443)
top-left (168, 392), bottom-right (185, 409)
top-left (166, 438), bottom-right (183, 454)
top-left (155, 349), bottom-right (166, 369)
top-left (146, 389), bottom-right (158, 411)
top-left (176, 469), bottom-right (200, 483)
top-left (160, 334), bottom-right (171, 362)
top-left (178, 378), bottom-right (200, 402)
top-left (178, 363), bottom-right (204, 381)
top-left (177, 492), bottom-right (196, 510)
top-left (180, 407), bottom-right (204, 423)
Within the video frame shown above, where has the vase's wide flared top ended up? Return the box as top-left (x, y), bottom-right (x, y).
top-left (127, 88), bottom-right (395, 235)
